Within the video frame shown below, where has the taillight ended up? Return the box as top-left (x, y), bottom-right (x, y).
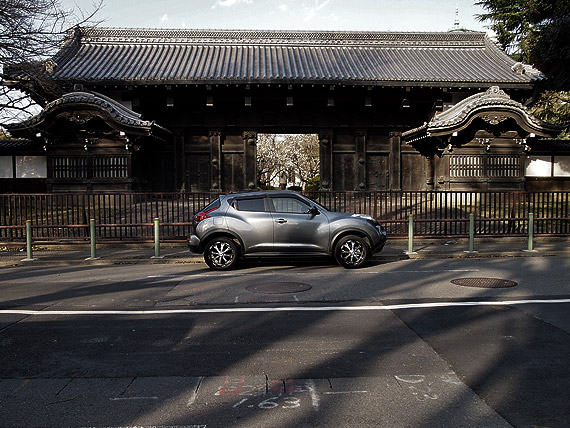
top-left (194, 206), bottom-right (219, 223)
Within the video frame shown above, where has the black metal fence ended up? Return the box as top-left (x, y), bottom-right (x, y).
top-left (1, 191), bottom-right (569, 244)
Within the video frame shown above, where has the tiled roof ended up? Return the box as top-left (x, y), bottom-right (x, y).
top-left (0, 139), bottom-right (35, 150)
top-left (50, 28), bottom-right (542, 87)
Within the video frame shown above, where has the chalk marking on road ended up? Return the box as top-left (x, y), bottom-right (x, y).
top-left (307, 380), bottom-right (320, 410)
top-left (12, 379), bottom-right (31, 394)
top-left (2, 298), bottom-right (570, 316)
top-left (232, 398), bottom-right (249, 408)
top-left (187, 376), bottom-right (204, 407)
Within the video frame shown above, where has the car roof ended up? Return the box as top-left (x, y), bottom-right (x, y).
top-left (221, 190), bottom-right (301, 200)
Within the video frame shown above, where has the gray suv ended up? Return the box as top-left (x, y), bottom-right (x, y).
top-left (188, 190), bottom-right (387, 270)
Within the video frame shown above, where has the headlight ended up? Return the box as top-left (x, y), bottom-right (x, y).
top-left (351, 213), bottom-right (375, 222)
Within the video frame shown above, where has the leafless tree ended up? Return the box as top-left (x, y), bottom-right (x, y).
top-left (257, 134), bottom-right (320, 189)
top-left (0, 0), bottom-right (103, 127)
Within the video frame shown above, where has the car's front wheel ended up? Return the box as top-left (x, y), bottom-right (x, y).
top-left (334, 235), bottom-right (370, 269)
top-left (203, 237), bottom-right (238, 270)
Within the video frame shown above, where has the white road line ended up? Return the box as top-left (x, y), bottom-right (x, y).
top-left (109, 396), bottom-right (159, 401)
top-left (2, 299), bottom-right (569, 316)
top-left (147, 275), bottom-right (185, 278)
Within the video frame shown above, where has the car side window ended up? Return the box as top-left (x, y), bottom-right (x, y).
top-left (234, 197), bottom-right (266, 212)
top-left (271, 197), bottom-right (311, 214)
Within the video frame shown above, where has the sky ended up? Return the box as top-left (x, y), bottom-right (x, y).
top-left (61, 0), bottom-right (491, 33)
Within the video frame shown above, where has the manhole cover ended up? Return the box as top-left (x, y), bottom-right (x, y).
top-left (451, 278), bottom-right (518, 288)
top-left (246, 282), bottom-right (312, 294)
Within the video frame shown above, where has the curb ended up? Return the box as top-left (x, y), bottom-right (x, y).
top-left (1, 247), bottom-right (565, 267)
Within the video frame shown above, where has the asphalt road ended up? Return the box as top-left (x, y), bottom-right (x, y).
top-left (1, 257), bottom-right (569, 427)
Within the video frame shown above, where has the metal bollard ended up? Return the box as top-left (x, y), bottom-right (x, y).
top-left (21, 220), bottom-right (36, 262)
top-left (85, 218), bottom-right (100, 260)
top-left (525, 212), bottom-right (537, 252)
top-left (405, 214), bottom-right (417, 255)
top-left (151, 218), bottom-right (164, 259)
top-left (466, 213), bottom-right (477, 254)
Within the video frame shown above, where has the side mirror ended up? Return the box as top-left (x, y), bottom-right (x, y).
top-left (308, 206), bottom-right (320, 215)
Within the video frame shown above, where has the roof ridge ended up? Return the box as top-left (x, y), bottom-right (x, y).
top-left (78, 27), bottom-right (487, 47)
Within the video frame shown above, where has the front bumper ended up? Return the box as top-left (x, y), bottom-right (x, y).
top-left (187, 234), bottom-right (201, 253)
top-left (372, 225), bottom-right (388, 253)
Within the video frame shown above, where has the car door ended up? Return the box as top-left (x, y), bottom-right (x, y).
top-left (269, 196), bottom-right (330, 253)
top-left (225, 196), bottom-right (274, 253)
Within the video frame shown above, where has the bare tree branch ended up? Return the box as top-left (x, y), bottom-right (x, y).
top-left (0, 0), bottom-right (104, 130)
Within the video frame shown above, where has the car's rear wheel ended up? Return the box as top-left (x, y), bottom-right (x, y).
top-left (334, 235), bottom-right (369, 269)
top-left (204, 237), bottom-right (238, 270)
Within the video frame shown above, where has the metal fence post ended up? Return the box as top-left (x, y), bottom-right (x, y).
top-left (85, 218), bottom-right (100, 260)
top-left (405, 214), bottom-right (417, 255)
top-left (151, 218), bottom-right (164, 259)
top-left (21, 220), bottom-right (36, 262)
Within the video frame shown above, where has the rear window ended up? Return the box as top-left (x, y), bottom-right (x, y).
top-left (234, 197), bottom-right (266, 212)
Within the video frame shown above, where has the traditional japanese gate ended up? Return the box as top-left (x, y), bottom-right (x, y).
top-left (4, 28), bottom-right (565, 193)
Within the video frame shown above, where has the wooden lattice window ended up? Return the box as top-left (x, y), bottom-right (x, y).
top-left (486, 155), bottom-right (519, 178)
top-left (92, 156), bottom-right (128, 178)
top-left (449, 155), bottom-right (520, 178)
top-left (50, 156), bottom-right (88, 178)
top-left (449, 156), bottom-right (483, 178)
top-left (49, 156), bottom-right (128, 179)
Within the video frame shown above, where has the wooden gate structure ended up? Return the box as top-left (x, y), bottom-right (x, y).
top-left (2, 28), bottom-right (568, 193)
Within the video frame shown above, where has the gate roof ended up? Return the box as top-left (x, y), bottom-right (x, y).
top-left (51, 28), bottom-right (541, 88)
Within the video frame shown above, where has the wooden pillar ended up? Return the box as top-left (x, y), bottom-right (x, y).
top-left (173, 130), bottom-right (185, 191)
top-left (243, 131), bottom-right (257, 190)
top-left (319, 129), bottom-right (333, 190)
top-left (356, 130), bottom-right (366, 190)
top-left (425, 156), bottom-right (435, 190)
top-left (209, 130), bottom-right (222, 191)
top-left (389, 131), bottom-right (402, 191)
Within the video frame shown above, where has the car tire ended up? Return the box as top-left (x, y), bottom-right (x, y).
top-left (203, 237), bottom-right (238, 270)
top-left (334, 235), bottom-right (369, 269)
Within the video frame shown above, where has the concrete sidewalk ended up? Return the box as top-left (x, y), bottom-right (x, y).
top-left (1, 237), bottom-right (568, 267)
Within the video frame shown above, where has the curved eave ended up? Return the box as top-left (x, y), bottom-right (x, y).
top-left (6, 92), bottom-right (165, 137)
top-left (404, 134), bottom-right (446, 157)
top-left (428, 105), bottom-right (561, 138)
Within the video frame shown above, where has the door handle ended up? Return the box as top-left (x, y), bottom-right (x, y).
top-left (275, 219), bottom-right (287, 224)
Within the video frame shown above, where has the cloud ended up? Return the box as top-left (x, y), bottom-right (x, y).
top-left (160, 14), bottom-right (168, 23)
top-left (278, 4), bottom-right (288, 12)
top-left (212, 0), bottom-right (253, 9)
top-left (304, 0), bottom-right (331, 22)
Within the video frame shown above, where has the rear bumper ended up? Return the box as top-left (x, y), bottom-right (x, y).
top-left (187, 234), bottom-right (201, 253)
